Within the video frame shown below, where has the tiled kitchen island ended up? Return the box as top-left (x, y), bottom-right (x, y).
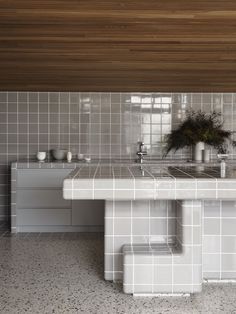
top-left (63, 163), bottom-right (236, 295)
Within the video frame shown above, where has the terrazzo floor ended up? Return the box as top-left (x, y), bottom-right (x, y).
top-left (0, 227), bottom-right (236, 314)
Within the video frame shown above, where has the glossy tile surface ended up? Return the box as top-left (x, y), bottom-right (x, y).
top-left (1, 231), bottom-right (236, 313)
top-left (64, 163), bottom-right (236, 200)
top-left (1, 92), bottom-right (236, 222)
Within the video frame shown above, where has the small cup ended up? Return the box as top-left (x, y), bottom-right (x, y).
top-left (37, 152), bottom-right (46, 162)
top-left (77, 153), bottom-right (84, 160)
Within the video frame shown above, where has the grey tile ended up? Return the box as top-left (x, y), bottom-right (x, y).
top-left (49, 92), bottom-right (59, 103)
top-left (8, 92), bottom-right (17, 102)
top-left (133, 218), bottom-right (149, 236)
top-left (204, 218), bottom-right (220, 235)
top-left (222, 219), bottom-right (236, 235)
top-left (0, 92), bottom-right (7, 102)
top-left (29, 92), bottom-right (39, 103)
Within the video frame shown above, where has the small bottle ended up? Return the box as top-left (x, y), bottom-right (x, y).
top-left (220, 159), bottom-right (226, 178)
top-left (203, 149), bottom-right (210, 163)
top-left (67, 152), bottom-right (72, 162)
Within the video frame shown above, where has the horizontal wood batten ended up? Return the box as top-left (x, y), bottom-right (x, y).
top-left (1, 1), bottom-right (236, 92)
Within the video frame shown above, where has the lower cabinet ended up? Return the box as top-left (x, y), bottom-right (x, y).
top-left (18, 208), bottom-right (71, 226)
top-left (72, 200), bottom-right (104, 226)
top-left (14, 169), bottom-right (104, 232)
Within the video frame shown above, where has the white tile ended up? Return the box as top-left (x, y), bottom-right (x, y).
top-left (94, 179), bottom-right (114, 190)
top-left (204, 218), bottom-right (220, 235)
top-left (104, 236), bottom-right (113, 254)
top-left (123, 265), bottom-right (133, 284)
top-left (134, 265), bottom-right (152, 285)
top-left (193, 226), bottom-right (201, 245)
top-left (173, 265), bottom-right (192, 285)
top-left (150, 219), bottom-right (167, 236)
top-left (222, 254), bottom-right (236, 272)
top-left (222, 219), bottom-right (236, 235)
top-left (203, 271), bottom-right (220, 279)
top-left (197, 189), bottom-right (216, 199)
top-left (114, 190), bottom-right (135, 200)
top-left (114, 236), bottom-right (131, 253)
top-left (114, 255), bottom-right (123, 272)
top-left (114, 201), bottom-right (131, 217)
top-left (133, 218), bottom-right (149, 236)
top-left (154, 265), bottom-right (172, 285)
top-left (134, 254), bottom-right (152, 265)
top-left (193, 265), bottom-right (202, 285)
top-left (134, 189), bottom-right (155, 199)
top-left (218, 190), bottom-right (236, 199)
top-left (114, 218), bottom-right (131, 235)
top-left (221, 236), bottom-right (236, 253)
top-left (203, 235), bottom-right (221, 253)
top-left (73, 179), bottom-right (93, 189)
top-left (222, 201), bottom-right (236, 217)
top-left (73, 190), bottom-right (94, 199)
top-left (203, 253), bottom-right (220, 272)
top-left (221, 271), bottom-right (236, 279)
top-left (204, 201), bottom-right (221, 217)
top-left (115, 179), bottom-right (134, 189)
top-left (104, 218), bottom-right (113, 235)
top-left (150, 200), bottom-right (167, 217)
top-left (104, 255), bottom-right (113, 272)
top-left (181, 226), bottom-right (193, 245)
top-left (153, 285), bottom-right (173, 293)
top-left (132, 200), bottom-right (150, 217)
top-left (193, 246), bottom-right (202, 264)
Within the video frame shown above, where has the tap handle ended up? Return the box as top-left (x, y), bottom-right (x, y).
top-left (138, 141), bottom-right (144, 151)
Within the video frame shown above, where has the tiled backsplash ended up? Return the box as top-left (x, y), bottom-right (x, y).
top-left (0, 92), bottom-right (236, 221)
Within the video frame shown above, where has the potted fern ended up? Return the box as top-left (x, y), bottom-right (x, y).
top-left (164, 110), bottom-right (234, 162)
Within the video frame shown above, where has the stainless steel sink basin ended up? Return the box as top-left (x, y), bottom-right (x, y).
top-left (112, 159), bottom-right (189, 165)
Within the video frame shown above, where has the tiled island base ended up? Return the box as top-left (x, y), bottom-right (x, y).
top-left (105, 200), bottom-right (202, 295)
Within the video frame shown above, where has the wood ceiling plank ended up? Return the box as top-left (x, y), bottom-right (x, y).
top-left (1, 0), bottom-right (236, 91)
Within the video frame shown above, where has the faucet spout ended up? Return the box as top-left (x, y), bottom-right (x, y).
top-left (136, 141), bottom-right (147, 163)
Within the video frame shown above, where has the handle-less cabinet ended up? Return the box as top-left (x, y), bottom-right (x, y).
top-left (14, 169), bottom-right (104, 232)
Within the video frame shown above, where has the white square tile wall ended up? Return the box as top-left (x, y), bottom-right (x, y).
top-left (203, 200), bottom-right (236, 279)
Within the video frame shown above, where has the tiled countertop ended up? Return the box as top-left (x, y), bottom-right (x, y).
top-left (63, 162), bottom-right (236, 200)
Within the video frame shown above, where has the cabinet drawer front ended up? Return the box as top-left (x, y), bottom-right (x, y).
top-left (17, 190), bottom-right (71, 209)
top-left (17, 169), bottom-right (71, 188)
top-left (17, 209), bottom-right (71, 226)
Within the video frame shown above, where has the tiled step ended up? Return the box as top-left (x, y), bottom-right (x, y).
top-left (123, 243), bottom-right (202, 295)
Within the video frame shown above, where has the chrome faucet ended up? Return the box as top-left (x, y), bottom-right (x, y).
top-left (136, 141), bottom-right (147, 163)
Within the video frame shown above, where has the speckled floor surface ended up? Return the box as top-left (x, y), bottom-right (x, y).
top-left (1, 229), bottom-right (236, 314)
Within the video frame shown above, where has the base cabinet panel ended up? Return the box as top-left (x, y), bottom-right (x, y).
top-left (72, 200), bottom-right (104, 226)
top-left (17, 189), bottom-right (71, 209)
top-left (17, 208), bottom-right (71, 226)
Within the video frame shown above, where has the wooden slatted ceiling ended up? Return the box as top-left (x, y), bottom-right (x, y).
top-left (1, 1), bottom-right (236, 92)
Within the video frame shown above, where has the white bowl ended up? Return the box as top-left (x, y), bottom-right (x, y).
top-left (84, 157), bottom-right (91, 163)
top-left (51, 149), bottom-right (68, 160)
